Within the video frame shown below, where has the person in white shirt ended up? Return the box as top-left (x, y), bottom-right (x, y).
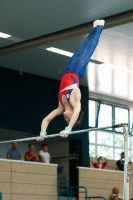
top-left (112, 187), bottom-right (133, 200)
top-left (39, 144), bottom-right (51, 163)
top-left (112, 187), bottom-right (122, 200)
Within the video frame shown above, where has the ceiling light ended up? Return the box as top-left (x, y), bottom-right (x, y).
top-left (46, 47), bottom-right (73, 57)
top-left (0, 32), bottom-right (11, 38)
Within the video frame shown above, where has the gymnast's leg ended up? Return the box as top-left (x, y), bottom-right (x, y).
top-left (63, 19), bottom-right (105, 78)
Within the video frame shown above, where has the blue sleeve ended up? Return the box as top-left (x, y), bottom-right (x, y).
top-left (19, 150), bottom-right (22, 157)
top-left (7, 149), bottom-right (11, 156)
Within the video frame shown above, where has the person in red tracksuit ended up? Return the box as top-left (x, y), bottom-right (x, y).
top-left (25, 143), bottom-right (39, 162)
top-left (91, 156), bottom-right (108, 169)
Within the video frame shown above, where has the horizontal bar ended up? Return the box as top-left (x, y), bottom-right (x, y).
top-left (0, 123), bottom-right (128, 144)
top-left (0, 123), bottom-right (128, 143)
top-left (87, 196), bottom-right (106, 200)
top-left (0, 10), bottom-right (133, 56)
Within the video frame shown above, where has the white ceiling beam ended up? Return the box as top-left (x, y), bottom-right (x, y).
top-left (0, 10), bottom-right (133, 56)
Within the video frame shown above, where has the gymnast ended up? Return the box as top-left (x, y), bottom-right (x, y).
top-left (37, 19), bottom-right (105, 141)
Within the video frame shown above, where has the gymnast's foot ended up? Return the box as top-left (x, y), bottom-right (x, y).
top-left (98, 19), bottom-right (105, 26)
top-left (93, 19), bottom-right (105, 28)
top-left (93, 19), bottom-right (99, 28)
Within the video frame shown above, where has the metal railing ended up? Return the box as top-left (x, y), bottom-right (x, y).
top-left (70, 186), bottom-right (106, 200)
top-left (58, 178), bottom-right (106, 200)
top-left (0, 192), bottom-right (2, 200)
top-left (70, 186), bottom-right (87, 199)
top-left (58, 177), bottom-right (70, 200)
top-left (87, 196), bottom-right (106, 200)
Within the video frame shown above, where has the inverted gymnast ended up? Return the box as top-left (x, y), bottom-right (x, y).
top-left (37, 19), bottom-right (105, 141)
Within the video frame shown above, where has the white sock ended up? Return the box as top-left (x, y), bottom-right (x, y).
top-left (98, 19), bottom-right (105, 26)
top-left (93, 19), bottom-right (99, 28)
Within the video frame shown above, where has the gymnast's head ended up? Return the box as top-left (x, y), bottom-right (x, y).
top-left (63, 110), bottom-right (84, 126)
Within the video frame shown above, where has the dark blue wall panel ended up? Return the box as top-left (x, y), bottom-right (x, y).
top-left (0, 66), bottom-right (89, 166)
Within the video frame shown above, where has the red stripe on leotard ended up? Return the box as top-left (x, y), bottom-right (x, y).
top-left (58, 73), bottom-right (79, 107)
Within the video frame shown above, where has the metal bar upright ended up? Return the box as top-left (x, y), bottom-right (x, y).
top-left (123, 123), bottom-right (129, 200)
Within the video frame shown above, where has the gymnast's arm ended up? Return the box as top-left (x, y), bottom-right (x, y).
top-left (68, 101), bottom-right (81, 129)
top-left (67, 88), bottom-right (81, 129)
top-left (60, 100), bottom-right (81, 136)
top-left (41, 105), bottom-right (64, 131)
